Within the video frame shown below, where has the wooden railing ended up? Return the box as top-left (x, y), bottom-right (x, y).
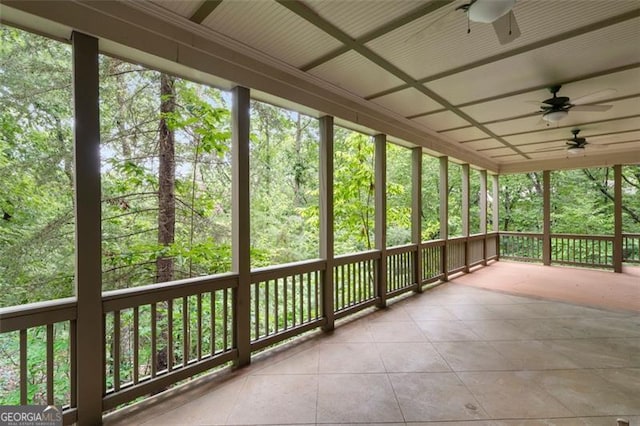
top-left (499, 232), bottom-right (543, 262)
top-left (0, 234), bottom-right (500, 423)
top-left (623, 233), bottom-right (640, 263)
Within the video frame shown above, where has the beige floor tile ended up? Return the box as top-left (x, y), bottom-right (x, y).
top-left (253, 345), bottom-right (319, 375)
top-left (317, 374), bottom-right (404, 423)
top-left (433, 341), bottom-right (516, 371)
top-left (367, 305), bottom-right (414, 322)
top-left (404, 306), bottom-right (458, 321)
top-left (368, 321), bottom-right (428, 343)
top-left (528, 369), bottom-right (640, 416)
top-left (444, 304), bottom-right (504, 321)
top-left (458, 371), bottom-right (574, 418)
top-left (462, 320), bottom-right (532, 340)
top-left (488, 340), bottom-right (580, 370)
top-left (594, 367), bottom-right (640, 396)
top-left (507, 318), bottom-right (574, 339)
top-left (318, 342), bottom-right (385, 373)
top-left (377, 342), bottom-right (450, 373)
top-left (389, 372), bottom-right (487, 421)
top-left (320, 322), bottom-right (375, 343)
top-left (415, 320), bottom-right (481, 342)
top-left (543, 338), bottom-right (640, 368)
top-left (226, 374), bottom-right (318, 425)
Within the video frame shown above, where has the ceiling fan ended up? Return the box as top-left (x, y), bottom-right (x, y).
top-left (456, 0), bottom-right (521, 45)
top-left (404, 0), bottom-right (520, 45)
top-left (535, 85), bottom-right (615, 123)
top-left (535, 129), bottom-right (605, 155)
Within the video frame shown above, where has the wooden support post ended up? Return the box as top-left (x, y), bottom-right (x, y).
top-left (461, 164), bottom-right (470, 272)
top-left (319, 116), bottom-right (335, 329)
top-left (492, 174), bottom-right (500, 260)
top-left (232, 86), bottom-right (251, 366)
top-left (439, 157), bottom-right (449, 280)
top-left (412, 147), bottom-right (423, 292)
top-left (542, 170), bottom-right (551, 266)
top-left (375, 134), bottom-right (387, 308)
top-left (480, 170), bottom-right (487, 265)
top-left (613, 164), bottom-right (623, 273)
top-left (72, 31), bottom-right (103, 426)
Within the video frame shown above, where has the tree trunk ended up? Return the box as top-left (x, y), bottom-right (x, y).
top-left (157, 74), bottom-right (176, 283)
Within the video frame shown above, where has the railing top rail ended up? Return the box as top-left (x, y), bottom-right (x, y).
top-left (448, 235), bottom-right (467, 243)
top-left (550, 233), bottom-right (614, 241)
top-left (0, 297), bottom-right (77, 333)
top-left (334, 250), bottom-right (381, 266)
top-left (420, 239), bottom-right (445, 247)
top-left (622, 233), bottom-right (640, 238)
top-left (468, 233), bottom-right (486, 241)
top-left (499, 231), bottom-right (543, 237)
top-left (386, 243), bottom-right (418, 255)
top-left (250, 258), bottom-right (326, 282)
top-left (102, 272), bottom-right (238, 312)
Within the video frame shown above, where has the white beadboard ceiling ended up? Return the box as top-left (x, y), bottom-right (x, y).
top-left (149, 0), bottom-right (640, 170)
top-left (13, 0), bottom-right (636, 172)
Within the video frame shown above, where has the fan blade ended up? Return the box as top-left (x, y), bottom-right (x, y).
top-left (571, 88), bottom-right (617, 105)
top-left (571, 104), bottom-right (612, 112)
top-left (493, 10), bottom-right (520, 45)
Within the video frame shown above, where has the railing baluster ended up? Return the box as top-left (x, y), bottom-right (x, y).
top-left (113, 310), bottom-right (120, 391)
top-left (151, 303), bottom-right (157, 377)
top-left (197, 294), bottom-right (202, 361)
top-left (70, 320), bottom-right (77, 407)
top-left (168, 299), bottom-right (173, 372)
top-left (133, 307), bottom-right (139, 384)
top-left (283, 276), bottom-right (288, 330)
top-left (211, 291), bottom-right (216, 355)
top-left (274, 279), bottom-right (279, 333)
top-left (307, 272), bottom-right (312, 322)
top-left (299, 273), bottom-right (304, 325)
top-left (102, 314), bottom-right (107, 394)
top-left (182, 297), bottom-right (188, 367)
top-left (47, 323), bottom-right (54, 405)
top-left (20, 329), bottom-right (27, 404)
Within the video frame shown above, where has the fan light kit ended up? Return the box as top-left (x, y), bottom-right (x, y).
top-left (542, 110), bottom-right (568, 123)
top-left (567, 146), bottom-right (585, 155)
top-left (468, 0), bottom-right (517, 23)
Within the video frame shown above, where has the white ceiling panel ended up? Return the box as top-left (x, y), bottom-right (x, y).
top-left (426, 18), bottom-right (640, 105)
top-left (202, 1), bottom-right (343, 68)
top-left (589, 131), bottom-right (640, 144)
top-left (371, 87), bottom-right (441, 117)
top-left (306, 0), bottom-right (426, 39)
top-left (150, 0), bottom-right (203, 18)
top-left (440, 126), bottom-right (489, 142)
top-left (462, 139), bottom-right (505, 150)
top-left (486, 147), bottom-right (518, 157)
top-left (411, 110), bottom-right (470, 131)
top-left (366, 0), bottom-right (640, 81)
top-left (309, 51), bottom-right (405, 97)
top-left (461, 67), bottom-right (640, 123)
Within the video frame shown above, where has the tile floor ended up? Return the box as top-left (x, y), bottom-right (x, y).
top-left (105, 273), bottom-right (640, 426)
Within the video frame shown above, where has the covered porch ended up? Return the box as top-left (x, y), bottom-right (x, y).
top-left (0, 1), bottom-right (639, 425)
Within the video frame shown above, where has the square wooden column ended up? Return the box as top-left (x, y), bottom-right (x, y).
top-left (613, 164), bottom-right (623, 273)
top-left (542, 170), bottom-right (551, 266)
top-left (374, 134), bottom-right (387, 308)
top-left (461, 164), bottom-right (470, 272)
top-left (492, 174), bottom-right (500, 260)
top-left (439, 157), bottom-right (449, 281)
top-left (411, 147), bottom-right (423, 292)
top-left (319, 116), bottom-right (335, 329)
top-left (72, 31), bottom-right (103, 426)
top-left (480, 170), bottom-right (487, 265)
top-left (231, 86), bottom-right (251, 366)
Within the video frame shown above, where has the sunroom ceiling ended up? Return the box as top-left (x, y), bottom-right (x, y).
top-left (1, 0), bottom-right (639, 173)
top-left (149, 0), bottom-right (640, 169)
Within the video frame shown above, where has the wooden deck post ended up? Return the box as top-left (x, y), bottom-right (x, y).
top-left (72, 31), bottom-right (103, 426)
top-left (542, 170), bottom-right (552, 266)
top-left (480, 170), bottom-right (488, 265)
top-left (439, 157), bottom-right (449, 280)
top-left (319, 116), bottom-right (335, 329)
top-left (613, 164), bottom-right (623, 273)
top-left (375, 134), bottom-right (387, 308)
top-left (462, 164), bottom-right (470, 272)
top-left (412, 147), bottom-right (423, 292)
top-left (231, 86), bottom-right (251, 366)
top-left (492, 174), bottom-right (500, 260)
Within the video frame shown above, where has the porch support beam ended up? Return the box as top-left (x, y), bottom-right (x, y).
top-left (72, 31), bottom-right (103, 426)
top-left (542, 170), bottom-right (552, 266)
top-left (462, 164), bottom-right (470, 272)
top-left (375, 134), bottom-right (387, 307)
top-left (439, 157), bottom-right (449, 280)
top-left (613, 164), bottom-right (623, 273)
top-left (231, 86), bottom-right (251, 366)
top-left (492, 174), bottom-right (500, 260)
top-left (480, 169), bottom-right (487, 265)
top-left (319, 116), bottom-right (335, 329)
top-left (412, 147), bottom-right (423, 292)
